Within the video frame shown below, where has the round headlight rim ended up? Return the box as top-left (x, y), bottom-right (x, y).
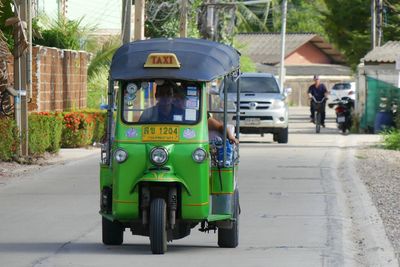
top-left (150, 146), bottom-right (169, 166)
top-left (114, 148), bottom-right (128, 163)
top-left (192, 148), bottom-right (207, 163)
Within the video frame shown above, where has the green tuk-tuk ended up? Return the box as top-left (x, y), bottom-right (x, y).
top-left (100, 38), bottom-right (241, 254)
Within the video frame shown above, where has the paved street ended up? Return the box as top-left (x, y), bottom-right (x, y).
top-left (0, 107), bottom-right (397, 267)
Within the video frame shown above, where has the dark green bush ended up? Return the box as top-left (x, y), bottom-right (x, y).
top-left (0, 118), bottom-right (19, 161)
top-left (28, 114), bottom-right (51, 155)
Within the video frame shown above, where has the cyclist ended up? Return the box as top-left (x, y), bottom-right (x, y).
top-left (308, 75), bottom-right (328, 127)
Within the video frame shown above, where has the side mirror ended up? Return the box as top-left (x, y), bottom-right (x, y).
top-left (285, 88), bottom-right (292, 95)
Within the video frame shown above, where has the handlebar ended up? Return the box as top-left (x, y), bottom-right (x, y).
top-left (311, 96), bottom-right (326, 104)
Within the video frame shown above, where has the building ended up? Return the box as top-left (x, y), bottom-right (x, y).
top-left (357, 41), bottom-right (400, 131)
top-left (235, 33), bottom-right (353, 106)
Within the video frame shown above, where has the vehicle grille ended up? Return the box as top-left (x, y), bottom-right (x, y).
top-left (236, 101), bottom-right (271, 110)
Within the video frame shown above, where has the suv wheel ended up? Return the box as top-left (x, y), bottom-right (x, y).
top-left (277, 127), bottom-right (288, 144)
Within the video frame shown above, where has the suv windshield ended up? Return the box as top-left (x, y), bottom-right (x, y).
top-left (332, 83), bottom-right (351, 90)
top-left (227, 76), bottom-right (280, 93)
top-left (122, 81), bottom-right (201, 124)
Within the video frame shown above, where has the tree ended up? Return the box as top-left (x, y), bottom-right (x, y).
top-left (322, 0), bottom-right (400, 69)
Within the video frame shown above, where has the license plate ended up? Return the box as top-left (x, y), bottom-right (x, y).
top-left (142, 125), bottom-right (180, 142)
top-left (244, 118), bottom-right (261, 125)
top-left (337, 116), bottom-right (345, 123)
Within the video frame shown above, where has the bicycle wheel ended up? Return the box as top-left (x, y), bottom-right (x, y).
top-left (1, 91), bottom-right (14, 116)
top-left (315, 112), bottom-right (321, 133)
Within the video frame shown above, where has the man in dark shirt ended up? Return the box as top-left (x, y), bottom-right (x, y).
top-left (308, 75), bottom-right (328, 127)
top-left (139, 82), bottom-right (184, 123)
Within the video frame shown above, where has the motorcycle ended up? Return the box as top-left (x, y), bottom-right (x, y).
top-left (328, 96), bottom-right (354, 133)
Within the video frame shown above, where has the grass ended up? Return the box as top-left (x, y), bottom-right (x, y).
top-left (381, 128), bottom-right (400, 150)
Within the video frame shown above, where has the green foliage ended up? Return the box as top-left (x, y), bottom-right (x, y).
top-left (240, 55), bottom-right (257, 72)
top-left (28, 114), bottom-right (51, 155)
top-left (0, 0), bottom-right (14, 50)
top-left (33, 15), bottom-right (96, 50)
top-left (0, 117), bottom-right (19, 161)
top-left (381, 129), bottom-right (400, 150)
top-left (87, 66), bottom-right (108, 109)
top-left (87, 36), bottom-right (120, 77)
top-left (145, 0), bottom-right (201, 38)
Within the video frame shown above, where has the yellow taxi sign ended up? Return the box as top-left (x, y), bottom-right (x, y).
top-left (144, 53), bottom-right (181, 68)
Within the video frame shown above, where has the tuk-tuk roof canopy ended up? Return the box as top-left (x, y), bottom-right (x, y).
top-left (110, 38), bottom-right (240, 82)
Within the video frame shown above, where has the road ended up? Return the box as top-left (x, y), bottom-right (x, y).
top-left (0, 107), bottom-right (397, 267)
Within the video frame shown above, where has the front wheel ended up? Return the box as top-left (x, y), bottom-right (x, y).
top-left (150, 198), bottom-right (167, 254)
top-left (102, 217), bottom-right (124, 245)
top-left (277, 127), bottom-right (288, 143)
top-left (218, 190), bottom-right (239, 248)
top-left (315, 113), bottom-right (321, 133)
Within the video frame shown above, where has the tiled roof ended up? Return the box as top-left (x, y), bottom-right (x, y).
top-left (235, 33), bottom-right (346, 65)
top-left (362, 41), bottom-right (400, 63)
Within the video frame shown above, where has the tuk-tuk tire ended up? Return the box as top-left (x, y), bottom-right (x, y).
top-left (102, 217), bottom-right (124, 245)
top-left (218, 190), bottom-right (239, 248)
top-left (150, 198), bottom-right (167, 254)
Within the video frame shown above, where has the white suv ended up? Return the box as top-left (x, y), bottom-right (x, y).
top-left (227, 72), bottom-right (290, 143)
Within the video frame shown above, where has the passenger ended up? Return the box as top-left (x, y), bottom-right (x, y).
top-left (208, 113), bottom-right (238, 145)
top-left (139, 82), bottom-right (184, 123)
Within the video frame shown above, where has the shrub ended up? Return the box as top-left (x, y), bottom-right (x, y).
top-left (61, 112), bottom-right (94, 148)
top-left (381, 129), bottom-right (400, 150)
top-left (28, 114), bottom-right (51, 155)
top-left (0, 118), bottom-right (19, 161)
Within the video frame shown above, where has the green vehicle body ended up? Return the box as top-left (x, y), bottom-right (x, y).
top-left (100, 38), bottom-right (241, 254)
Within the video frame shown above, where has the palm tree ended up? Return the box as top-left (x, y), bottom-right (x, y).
top-left (0, 0), bottom-right (11, 92)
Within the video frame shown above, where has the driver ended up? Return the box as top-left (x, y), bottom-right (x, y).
top-left (139, 82), bottom-right (184, 123)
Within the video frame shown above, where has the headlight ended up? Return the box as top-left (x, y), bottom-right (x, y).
top-left (114, 149), bottom-right (128, 163)
top-left (272, 100), bottom-right (285, 109)
top-left (192, 148), bottom-right (207, 163)
top-left (150, 147), bottom-right (168, 166)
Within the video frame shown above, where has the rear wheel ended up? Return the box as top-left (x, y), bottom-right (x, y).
top-left (150, 198), bottom-right (167, 254)
top-left (102, 217), bottom-right (124, 245)
top-left (218, 190), bottom-right (239, 248)
top-left (277, 127), bottom-right (288, 143)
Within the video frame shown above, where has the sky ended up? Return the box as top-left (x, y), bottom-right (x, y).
top-left (38, 0), bottom-right (122, 30)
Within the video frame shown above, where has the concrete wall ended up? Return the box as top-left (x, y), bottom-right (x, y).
top-left (7, 46), bottom-right (90, 112)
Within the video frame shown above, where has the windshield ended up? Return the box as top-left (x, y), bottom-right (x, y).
top-left (121, 80), bottom-right (201, 124)
top-left (332, 83), bottom-right (351, 90)
top-left (227, 76), bottom-right (280, 93)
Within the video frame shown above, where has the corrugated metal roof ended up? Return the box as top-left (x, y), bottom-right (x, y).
top-left (363, 41), bottom-right (400, 63)
top-left (256, 63), bottom-right (352, 76)
top-left (235, 33), bottom-right (346, 65)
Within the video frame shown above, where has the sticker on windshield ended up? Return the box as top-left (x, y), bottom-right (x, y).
top-left (187, 87), bottom-right (197, 96)
top-left (185, 109), bottom-right (197, 121)
top-left (186, 96), bottom-right (199, 109)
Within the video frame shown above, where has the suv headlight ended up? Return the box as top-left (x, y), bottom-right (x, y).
top-left (272, 100), bottom-right (285, 109)
top-left (114, 149), bottom-right (128, 163)
top-left (150, 147), bottom-right (168, 166)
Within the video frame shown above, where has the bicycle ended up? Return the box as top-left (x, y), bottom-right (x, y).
top-left (311, 96), bottom-right (326, 133)
top-left (0, 87), bottom-right (15, 116)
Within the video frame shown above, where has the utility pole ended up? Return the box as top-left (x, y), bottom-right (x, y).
top-left (279, 0), bottom-right (287, 91)
top-left (11, 0), bottom-right (31, 157)
top-left (376, 0), bottom-right (383, 47)
top-left (134, 0), bottom-right (145, 41)
top-left (179, 0), bottom-right (188, 38)
top-left (121, 0), bottom-right (131, 44)
top-left (371, 0), bottom-right (376, 49)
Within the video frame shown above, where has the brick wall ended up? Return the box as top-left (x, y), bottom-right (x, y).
top-left (7, 45), bottom-right (90, 112)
